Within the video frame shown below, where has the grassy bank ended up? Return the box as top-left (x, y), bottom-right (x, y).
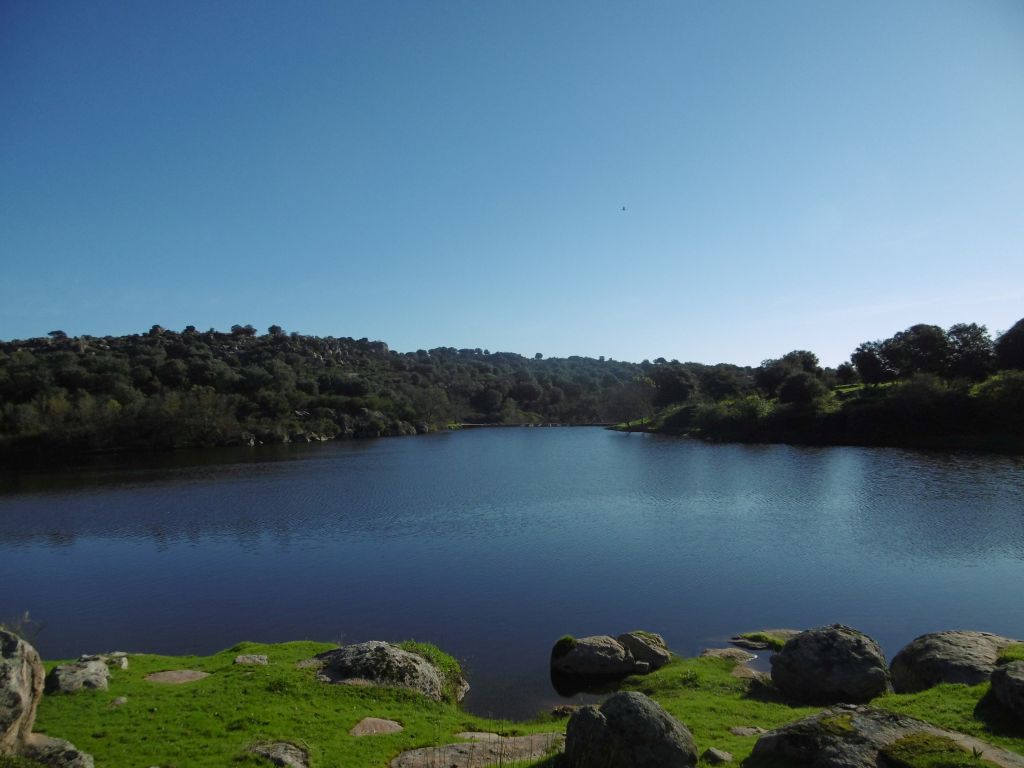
top-left (30, 642), bottom-right (1024, 767)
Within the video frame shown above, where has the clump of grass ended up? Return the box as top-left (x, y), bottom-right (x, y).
top-left (738, 632), bottom-right (788, 651)
top-left (397, 640), bottom-right (465, 703)
top-left (880, 732), bottom-right (998, 767)
top-left (997, 643), bottom-right (1024, 665)
top-left (551, 635), bottom-right (577, 658)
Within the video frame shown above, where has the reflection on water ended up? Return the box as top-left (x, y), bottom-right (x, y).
top-left (1, 429), bottom-right (1022, 718)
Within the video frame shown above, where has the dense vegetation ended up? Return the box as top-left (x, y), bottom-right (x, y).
top-left (2, 316), bottom-right (1022, 459)
top-left (641, 318), bottom-right (1024, 452)
top-left (0, 324), bottom-right (750, 459)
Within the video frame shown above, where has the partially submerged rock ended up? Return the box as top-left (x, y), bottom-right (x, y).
top-left (248, 741), bottom-right (308, 768)
top-left (750, 705), bottom-right (1024, 768)
top-left (617, 631), bottom-right (672, 670)
top-left (564, 691), bottom-right (698, 768)
top-left (890, 630), bottom-right (1020, 692)
top-left (314, 641), bottom-right (467, 702)
top-left (44, 660), bottom-right (110, 694)
top-left (701, 647), bottom-right (757, 663)
top-left (770, 624), bottom-right (890, 704)
top-left (991, 661), bottom-right (1024, 721)
top-left (1, 629), bottom-right (45, 755)
top-left (729, 629), bottom-right (800, 651)
top-left (390, 732), bottom-right (563, 768)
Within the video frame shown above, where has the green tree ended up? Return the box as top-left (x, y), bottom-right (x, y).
top-left (945, 322), bottom-right (994, 380)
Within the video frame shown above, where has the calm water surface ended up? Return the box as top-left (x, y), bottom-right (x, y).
top-left (1, 428), bottom-right (1022, 717)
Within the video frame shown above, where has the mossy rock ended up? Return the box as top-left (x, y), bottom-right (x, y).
top-left (880, 732), bottom-right (1000, 768)
top-left (552, 635), bottom-right (577, 659)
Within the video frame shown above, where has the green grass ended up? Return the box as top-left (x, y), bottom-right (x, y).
top-left (997, 644), bottom-right (1024, 665)
top-left (551, 635), bottom-right (577, 658)
top-left (31, 644), bottom-right (1024, 768)
top-left (33, 641), bottom-right (560, 768)
top-left (395, 640), bottom-right (465, 703)
top-left (737, 631), bottom-right (789, 651)
top-left (879, 732), bottom-right (999, 768)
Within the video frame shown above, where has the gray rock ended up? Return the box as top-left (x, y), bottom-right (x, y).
top-left (390, 732), bottom-right (563, 768)
top-left (110, 696), bottom-right (128, 708)
top-left (21, 734), bottom-right (94, 768)
top-left (751, 705), bottom-right (1024, 768)
top-left (315, 641), bottom-right (468, 702)
top-left (702, 747), bottom-right (733, 764)
top-left (770, 624), bottom-right (890, 704)
top-left (729, 726), bottom-right (766, 737)
top-left (564, 691), bottom-right (698, 768)
top-left (617, 631), bottom-right (672, 670)
top-left (729, 629), bottom-right (801, 650)
top-left (349, 717), bottom-right (403, 736)
top-left (248, 741), bottom-right (308, 768)
top-left (144, 669), bottom-right (209, 684)
top-left (1, 630), bottom-right (45, 755)
top-left (44, 660), bottom-right (110, 694)
top-left (551, 635), bottom-right (638, 678)
top-left (701, 648), bottom-right (757, 663)
top-left (890, 630), bottom-right (1019, 692)
top-left (234, 654), bottom-right (269, 666)
top-left (992, 661), bottom-right (1024, 721)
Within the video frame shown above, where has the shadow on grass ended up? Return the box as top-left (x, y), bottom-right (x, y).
top-left (974, 691), bottom-right (1024, 739)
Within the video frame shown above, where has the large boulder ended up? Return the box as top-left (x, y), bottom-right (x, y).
top-left (890, 630), bottom-right (1019, 692)
top-left (313, 641), bottom-right (467, 702)
top-left (551, 635), bottom-right (640, 678)
top-left (770, 624), bottom-right (890, 704)
top-left (1, 630), bottom-right (45, 755)
top-left (564, 691), bottom-right (698, 768)
top-left (21, 734), bottom-right (95, 768)
top-left (617, 632), bottom-right (672, 670)
top-left (44, 660), bottom-right (110, 693)
top-left (750, 705), bottom-right (1024, 768)
top-left (991, 661), bottom-right (1024, 721)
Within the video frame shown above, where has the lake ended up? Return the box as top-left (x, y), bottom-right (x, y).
top-left (1, 428), bottom-right (1022, 718)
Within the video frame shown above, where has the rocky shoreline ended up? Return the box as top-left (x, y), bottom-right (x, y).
top-left (3, 625), bottom-right (1023, 767)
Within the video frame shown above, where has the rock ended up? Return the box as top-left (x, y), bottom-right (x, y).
top-left (751, 705), bottom-right (1024, 768)
top-left (728, 629), bottom-right (800, 650)
top-left (770, 624), bottom-right (890, 704)
top-left (890, 630), bottom-right (1019, 692)
top-left (143, 670), bottom-right (210, 684)
top-left (21, 733), bottom-right (94, 768)
top-left (248, 741), bottom-right (308, 768)
top-left (349, 717), bottom-right (403, 736)
top-left (617, 631), bottom-right (672, 670)
top-left (314, 641), bottom-right (467, 702)
top-left (729, 726), bottom-right (766, 737)
top-left (564, 691), bottom-right (698, 768)
top-left (702, 747), bottom-right (733, 764)
top-left (551, 635), bottom-right (638, 678)
top-left (390, 732), bottom-right (563, 768)
top-left (1, 630), bottom-right (45, 756)
top-left (109, 696), bottom-right (127, 708)
top-left (550, 704), bottom-right (579, 719)
top-left (78, 652), bottom-right (128, 670)
top-left (701, 648), bottom-right (757, 663)
top-left (234, 654), bottom-right (269, 666)
top-left (992, 661), bottom-right (1024, 721)
top-left (44, 660), bottom-right (110, 694)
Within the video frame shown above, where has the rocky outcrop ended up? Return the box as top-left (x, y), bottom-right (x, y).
top-left (234, 654), bottom-right (268, 666)
top-left (248, 741), bottom-right (308, 768)
top-left (564, 691), bottom-right (698, 768)
top-left (991, 661), bottom-right (1024, 721)
top-left (144, 670), bottom-right (210, 684)
top-left (729, 629), bottom-right (801, 650)
top-left (349, 717), bottom-right (403, 736)
top-left (313, 641), bottom-right (467, 702)
top-left (617, 631), bottom-right (672, 670)
top-left (1, 632), bottom-right (93, 766)
top-left (890, 630), bottom-right (1019, 692)
top-left (1, 630), bottom-right (44, 755)
top-left (44, 660), bottom-right (110, 693)
top-left (700, 648), bottom-right (757, 663)
top-left (21, 734), bottom-right (95, 768)
top-left (390, 732), bottom-right (563, 768)
top-left (750, 705), bottom-right (1024, 768)
top-left (769, 625), bottom-right (890, 704)
top-left (552, 631), bottom-right (671, 680)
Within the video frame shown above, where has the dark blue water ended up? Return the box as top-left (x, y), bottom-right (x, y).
top-left (1, 428), bottom-right (1022, 717)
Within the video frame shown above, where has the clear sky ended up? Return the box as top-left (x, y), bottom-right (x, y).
top-left (2, 1), bottom-right (1022, 367)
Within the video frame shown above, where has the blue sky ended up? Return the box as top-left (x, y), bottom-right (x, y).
top-left (2, 1), bottom-right (1022, 366)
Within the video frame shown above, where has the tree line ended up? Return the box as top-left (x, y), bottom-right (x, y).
top-left (1, 317), bottom-right (1021, 459)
